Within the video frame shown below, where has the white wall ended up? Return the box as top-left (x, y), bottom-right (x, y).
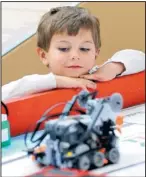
top-left (2, 2), bottom-right (79, 55)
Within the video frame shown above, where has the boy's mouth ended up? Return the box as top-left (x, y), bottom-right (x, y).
top-left (67, 65), bottom-right (83, 68)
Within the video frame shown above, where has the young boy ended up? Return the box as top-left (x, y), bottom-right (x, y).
top-left (2, 6), bottom-right (145, 101)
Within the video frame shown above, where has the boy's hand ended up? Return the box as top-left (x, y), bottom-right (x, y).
top-left (55, 75), bottom-right (97, 90)
top-left (80, 62), bottom-right (125, 82)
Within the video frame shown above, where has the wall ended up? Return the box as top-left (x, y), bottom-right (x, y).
top-left (79, 2), bottom-right (145, 64)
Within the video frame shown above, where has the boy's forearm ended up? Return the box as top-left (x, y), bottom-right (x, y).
top-left (108, 49), bottom-right (145, 76)
top-left (109, 62), bottom-right (125, 76)
top-left (2, 73), bottom-right (57, 101)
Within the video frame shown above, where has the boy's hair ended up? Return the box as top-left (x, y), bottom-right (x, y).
top-left (37, 6), bottom-right (101, 51)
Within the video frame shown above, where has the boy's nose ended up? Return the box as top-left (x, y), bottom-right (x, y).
top-left (70, 50), bottom-right (80, 60)
top-left (71, 56), bottom-right (80, 60)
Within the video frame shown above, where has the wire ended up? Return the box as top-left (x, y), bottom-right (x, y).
top-left (1, 101), bottom-right (9, 116)
top-left (24, 102), bottom-right (66, 149)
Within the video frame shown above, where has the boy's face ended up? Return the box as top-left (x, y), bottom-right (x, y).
top-left (37, 28), bottom-right (99, 77)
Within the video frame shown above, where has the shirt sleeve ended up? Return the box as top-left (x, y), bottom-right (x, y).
top-left (106, 49), bottom-right (145, 76)
top-left (2, 72), bottom-right (57, 101)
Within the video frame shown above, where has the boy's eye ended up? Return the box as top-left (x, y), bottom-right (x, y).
top-left (80, 48), bottom-right (90, 52)
top-left (58, 48), bottom-right (69, 52)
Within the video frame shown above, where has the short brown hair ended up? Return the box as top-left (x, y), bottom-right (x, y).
top-left (37, 6), bottom-right (101, 51)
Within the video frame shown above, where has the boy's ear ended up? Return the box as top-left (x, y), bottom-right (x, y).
top-left (95, 48), bottom-right (100, 57)
top-left (36, 47), bottom-right (49, 66)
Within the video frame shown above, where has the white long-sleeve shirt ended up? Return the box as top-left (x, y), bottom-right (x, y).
top-left (2, 49), bottom-right (145, 101)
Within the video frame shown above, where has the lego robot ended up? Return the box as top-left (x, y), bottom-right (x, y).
top-left (27, 90), bottom-right (123, 170)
